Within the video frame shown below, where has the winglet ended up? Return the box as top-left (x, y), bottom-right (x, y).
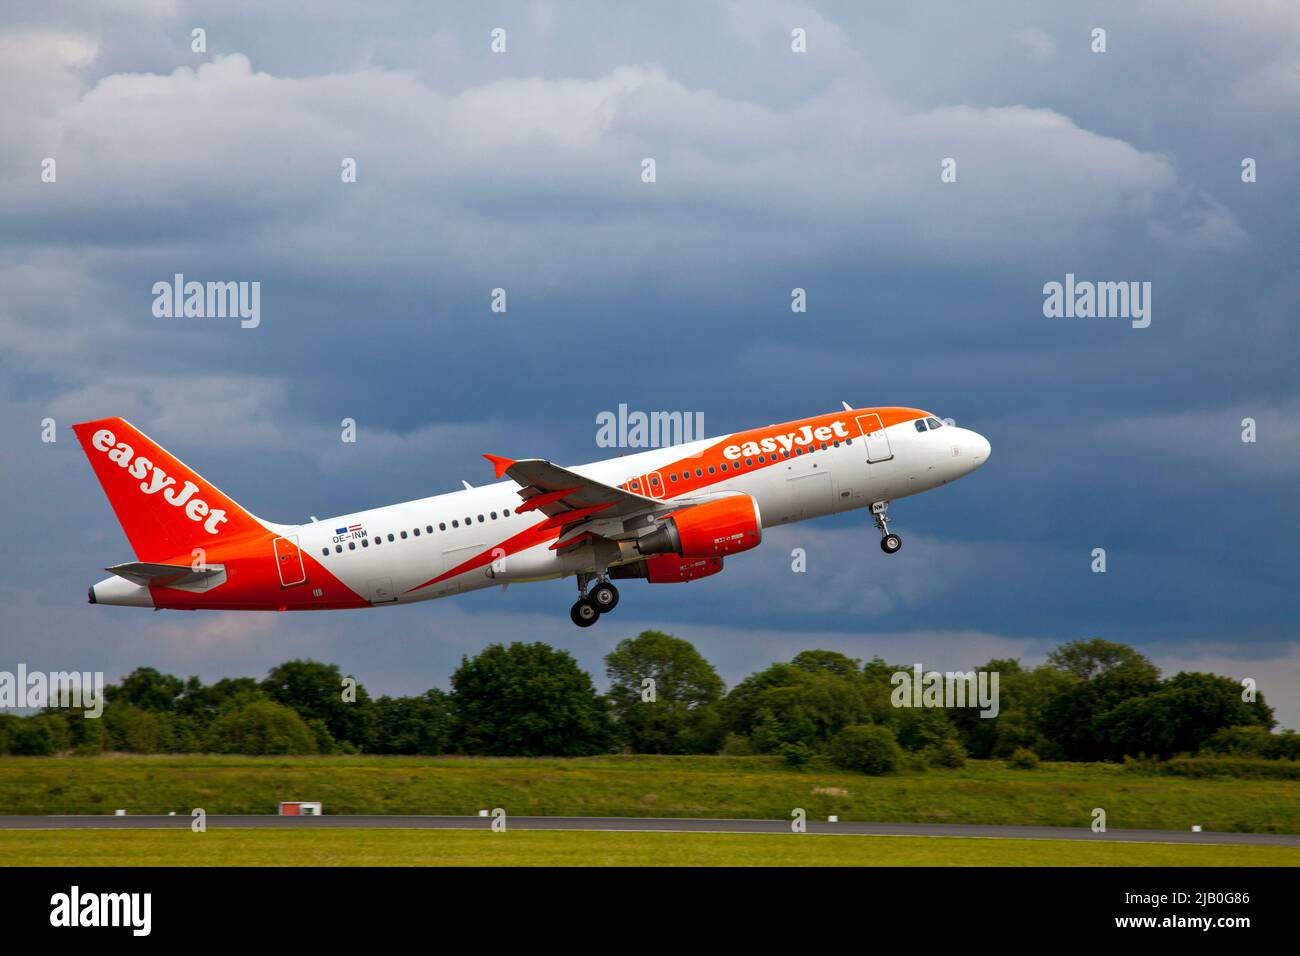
top-left (483, 453), bottom-right (516, 479)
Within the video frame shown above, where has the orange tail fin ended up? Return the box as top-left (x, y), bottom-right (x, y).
top-left (73, 417), bottom-right (266, 560)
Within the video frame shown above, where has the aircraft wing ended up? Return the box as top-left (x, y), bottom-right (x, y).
top-left (483, 454), bottom-right (667, 550)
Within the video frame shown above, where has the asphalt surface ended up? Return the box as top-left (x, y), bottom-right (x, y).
top-left (1, 815), bottom-right (1297, 846)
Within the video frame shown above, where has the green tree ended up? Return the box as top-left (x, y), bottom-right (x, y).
top-left (1098, 671), bottom-right (1274, 759)
top-left (723, 651), bottom-right (873, 752)
top-left (372, 690), bottom-right (456, 755)
top-left (605, 631), bottom-right (725, 754)
top-left (262, 660), bottom-right (376, 750)
top-left (945, 659), bottom-right (1073, 759)
top-left (104, 703), bottom-right (163, 753)
top-left (828, 724), bottom-right (901, 775)
top-left (452, 643), bottom-right (612, 756)
top-left (1040, 639), bottom-right (1161, 760)
top-left (207, 700), bottom-right (319, 754)
top-left (175, 676), bottom-right (264, 718)
top-left (1047, 638), bottom-right (1161, 684)
top-left (7, 714), bottom-right (70, 755)
top-left (110, 667), bottom-right (185, 712)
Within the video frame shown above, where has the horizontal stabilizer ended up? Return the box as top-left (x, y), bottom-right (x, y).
top-left (105, 561), bottom-right (225, 589)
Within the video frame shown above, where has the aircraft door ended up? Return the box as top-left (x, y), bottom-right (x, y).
top-left (274, 535), bottom-right (307, 587)
top-left (855, 413), bottom-right (894, 463)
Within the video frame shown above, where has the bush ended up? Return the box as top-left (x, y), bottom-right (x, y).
top-left (1201, 726), bottom-right (1300, 761)
top-left (1007, 747), bottom-right (1040, 769)
top-left (718, 733), bottom-right (754, 756)
top-left (779, 742), bottom-right (814, 768)
top-left (828, 724), bottom-right (900, 775)
top-left (925, 738), bottom-right (968, 769)
top-left (1156, 755), bottom-right (1300, 780)
top-left (207, 700), bottom-right (319, 755)
top-left (1121, 753), bottom-right (1161, 774)
top-left (8, 717), bottom-right (61, 756)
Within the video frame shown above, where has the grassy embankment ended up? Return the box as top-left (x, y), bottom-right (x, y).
top-left (3, 754), bottom-right (1298, 833)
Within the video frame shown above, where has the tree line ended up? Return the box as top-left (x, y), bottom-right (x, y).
top-left (1, 634), bottom-right (1292, 771)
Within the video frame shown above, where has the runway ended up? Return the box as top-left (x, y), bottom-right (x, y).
top-left (1, 815), bottom-right (1297, 847)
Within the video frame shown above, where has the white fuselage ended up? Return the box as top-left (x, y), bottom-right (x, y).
top-left (290, 413), bottom-right (989, 606)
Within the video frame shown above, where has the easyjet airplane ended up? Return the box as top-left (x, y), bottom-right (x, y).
top-left (75, 405), bottom-right (990, 626)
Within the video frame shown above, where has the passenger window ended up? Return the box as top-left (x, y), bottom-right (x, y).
top-left (651, 476), bottom-right (659, 486)
top-left (362, 539), bottom-right (369, 548)
top-left (477, 515), bottom-right (484, 523)
top-left (670, 474), bottom-right (678, 482)
top-left (321, 548), bottom-right (329, 556)
top-left (695, 468), bottom-right (702, 477)
top-left (375, 537), bottom-right (382, 546)
top-left (504, 508), bottom-right (511, 516)
top-left (452, 520), bottom-right (459, 528)
top-left (440, 522), bottom-right (447, 531)
top-left (720, 463), bottom-right (728, 471)
top-left (708, 466), bottom-right (715, 474)
top-left (491, 511), bottom-right (498, 519)
top-left (348, 542), bottom-right (356, 550)
top-left (335, 545), bottom-right (343, 553)
top-left (387, 533), bottom-right (394, 542)
top-left (465, 517), bottom-right (471, 525)
top-left (413, 528), bottom-right (420, 536)
top-left (400, 531), bottom-right (407, 539)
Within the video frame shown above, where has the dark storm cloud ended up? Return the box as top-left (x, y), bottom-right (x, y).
top-left (1, 1), bottom-right (1296, 727)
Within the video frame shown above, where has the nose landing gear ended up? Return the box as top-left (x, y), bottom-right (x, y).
top-left (872, 501), bottom-right (902, 554)
top-left (570, 572), bottom-right (620, 627)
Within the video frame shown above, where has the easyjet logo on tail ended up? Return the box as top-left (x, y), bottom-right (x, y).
top-left (723, 420), bottom-right (850, 460)
top-left (90, 429), bottom-right (229, 534)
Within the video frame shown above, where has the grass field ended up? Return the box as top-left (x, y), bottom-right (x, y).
top-left (3, 828), bottom-right (1298, 867)
top-left (2, 754), bottom-right (1298, 833)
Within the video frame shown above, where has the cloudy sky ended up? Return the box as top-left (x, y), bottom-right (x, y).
top-left (3, 1), bottom-right (1298, 728)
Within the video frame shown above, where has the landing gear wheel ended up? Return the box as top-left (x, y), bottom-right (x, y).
top-left (871, 501), bottom-right (901, 555)
top-left (589, 582), bottom-right (619, 612)
top-left (570, 598), bottom-right (600, 627)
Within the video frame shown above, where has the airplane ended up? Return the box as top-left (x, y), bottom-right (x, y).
top-left (74, 405), bottom-right (990, 627)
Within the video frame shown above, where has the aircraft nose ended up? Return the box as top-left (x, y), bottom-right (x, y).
top-left (968, 430), bottom-right (991, 469)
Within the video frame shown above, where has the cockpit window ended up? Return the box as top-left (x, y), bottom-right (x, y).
top-left (915, 420), bottom-right (927, 432)
top-left (926, 417), bottom-right (943, 429)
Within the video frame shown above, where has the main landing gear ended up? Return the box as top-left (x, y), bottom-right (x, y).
top-left (872, 501), bottom-right (902, 555)
top-left (570, 572), bottom-right (620, 627)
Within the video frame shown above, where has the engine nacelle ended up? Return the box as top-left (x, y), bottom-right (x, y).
top-left (635, 495), bottom-right (763, 558)
top-left (611, 554), bottom-right (724, 584)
